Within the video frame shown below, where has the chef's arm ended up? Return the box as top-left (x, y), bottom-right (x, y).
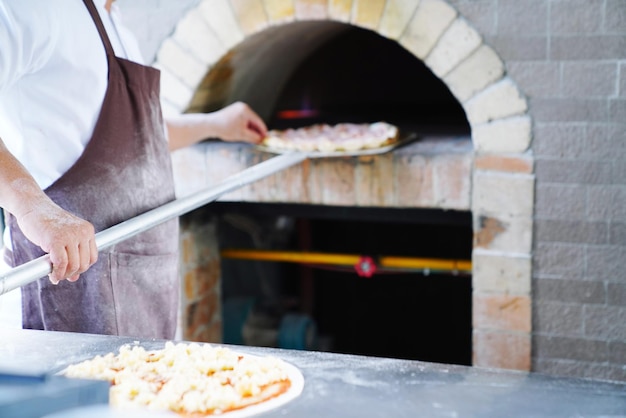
top-left (165, 101), bottom-right (267, 151)
top-left (0, 138), bottom-right (97, 284)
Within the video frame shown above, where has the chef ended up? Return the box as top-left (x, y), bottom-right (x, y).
top-left (0, 0), bottom-right (267, 338)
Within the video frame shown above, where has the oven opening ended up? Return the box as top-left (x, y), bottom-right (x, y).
top-left (267, 23), bottom-right (470, 136)
top-left (214, 202), bottom-right (473, 366)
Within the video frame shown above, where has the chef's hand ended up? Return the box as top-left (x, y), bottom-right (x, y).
top-left (210, 101), bottom-right (268, 144)
top-left (16, 199), bottom-right (97, 284)
top-left (165, 101), bottom-right (268, 151)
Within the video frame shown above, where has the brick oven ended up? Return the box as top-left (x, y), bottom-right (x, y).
top-left (152, 0), bottom-right (535, 372)
top-left (115, 0), bottom-right (626, 382)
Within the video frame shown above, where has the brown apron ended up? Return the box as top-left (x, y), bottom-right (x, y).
top-left (6, 0), bottom-right (179, 339)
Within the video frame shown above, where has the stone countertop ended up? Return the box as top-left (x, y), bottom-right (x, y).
top-left (1, 328), bottom-right (625, 417)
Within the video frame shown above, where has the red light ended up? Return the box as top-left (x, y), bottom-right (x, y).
top-left (276, 109), bottom-right (320, 119)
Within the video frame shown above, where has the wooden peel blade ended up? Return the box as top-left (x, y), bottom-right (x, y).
top-left (0, 152), bottom-right (308, 295)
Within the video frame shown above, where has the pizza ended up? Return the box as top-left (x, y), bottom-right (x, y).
top-left (261, 121), bottom-right (399, 153)
top-left (60, 342), bottom-right (303, 417)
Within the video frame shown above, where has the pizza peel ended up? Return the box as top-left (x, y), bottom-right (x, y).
top-left (0, 152), bottom-right (307, 295)
top-left (255, 132), bottom-right (419, 158)
top-left (0, 133), bottom-right (418, 294)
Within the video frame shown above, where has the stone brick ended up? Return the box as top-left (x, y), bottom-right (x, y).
top-left (311, 158), bottom-right (357, 206)
top-left (562, 62), bottom-right (619, 98)
top-left (533, 243), bottom-right (585, 280)
top-left (298, 158), bottom-right (319, 204)
top-left (529, 98), bottom-right (609, 123)
top-left (533, 335), bottom-right (608, 362)
top-left (264, 0), bottom-right (296, 23)
top-left (550, 35), bottom-right (626, 60)
top-left (532, 358), bottom-right (623, 382)
top-left (472, 171), bottom-right (534, 217)
top-left (535, 160), bottom-right (613, 185)
top-left (328, 0), bottom-right (353, 21)
top-left (444, 44), bottom-right (505, 102)
top-left (247, 160), bottom-right (286, 202)
top-left (531, 123), bottom-right (586, 159)
top-left (534, 184), bottom-right (586, 221)
top-left (399, 0), bottom-right (458, 59)
top-left (432, 153), bottom-right (472, 209)
top-left (609, 223), bottom-right (626, 246)
top-left (351, 0), bottom-right (386, 30)
top-left (584, 305), bottom-right (626, 340)
top-left (485, 35), bottom-right (547, 61)
top-left (609, 340), bottom-right (626, 364)
top-left (379, 0), bottom-right (421, 40)
top-left (532, 301), bottom-right (583, 336)
top-left (534, 219), bottom-right (608, 245)
top-left (185, 291), bottom-right (221, 342)
top-left (606, 283), bottom-right (626, 306)
top-left (156, 39), bottom-right (207, 88)
top-left (474, 214), bottom-right (533, 253)
top-left (473, 293), bottom-right (531, 332)
top-left (446, 0), bottom-right (497, 36)
top-left (602, 124), bottom-right (626, 160)
top-left (606, 0), bottom-right (626, 33)
top-left (171, 146), bottom-right (208, 198)
top-left (472, 116), bottom-right (532, 153)
top-left (355, 154), bottom-right (396, 207)
top-left (533, 278), bottom-right (606, 304)
top-left (585, 123), bottom-right (626, 161)
top-left (203, 143), bottom-right (250, 201)
top-left (473, 330), bottom-right (531, 370)
top-left (198, 0), bottom-right (245, 49)
top-left (464, 78), bottom-right (528, 125)
top-left (550, 0), bottom-right (603, 34)
top-left (472, 249), bottom-right (531, 295)
top-left (620, 63), bottom-right (626, 97)
top-left (273, 162), bottom-right (307, 203)
top-left (425, 18), bottom-right (482, 78)
top-left (497, 0), bottom-right (547, 35)
top-left (229, 0), bottom-right (269, 35)
top-left (504, 62), bottom-right (560, 99)
top-left (586, 245), bottom-right (626, 282)
top-left (172, 11), bottom-right (225, 66)
top-left (294, 0), bottom-right (328, 19)
top-left (587, 185), bottom-right (626, 222)
top-left (244, 152), bottom-right (284, 202)
top-left (394, 154), bottom-right (435, 207)
top-left (610, 99), bottom-right (626, 124)
top-left (473, 154), bottom-right (533, 174)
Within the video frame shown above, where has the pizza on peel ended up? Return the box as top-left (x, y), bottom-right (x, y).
top-left (61, 342), bottom-right (303, 417)
top-left (261, 121), bottom-right (400, 153)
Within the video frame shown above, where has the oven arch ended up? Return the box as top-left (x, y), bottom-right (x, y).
top-left (154, 0), bottom-right (535, 372)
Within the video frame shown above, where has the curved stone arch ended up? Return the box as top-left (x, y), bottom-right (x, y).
top-left (156, 0), bottom-right (535, 371)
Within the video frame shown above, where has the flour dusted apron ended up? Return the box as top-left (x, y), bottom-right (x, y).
top-left (6, 0), bottom-right (179, 339)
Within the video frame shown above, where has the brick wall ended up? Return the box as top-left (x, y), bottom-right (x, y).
top-left (117, 0), bottom-right (626, 382)
top-left (449, 0), bottom-right (626, 381)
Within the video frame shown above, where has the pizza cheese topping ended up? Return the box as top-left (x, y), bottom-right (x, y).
top-left (261, 122), bottom-right (399, 153)
top-left (61, 342), bottom-right (292, 416)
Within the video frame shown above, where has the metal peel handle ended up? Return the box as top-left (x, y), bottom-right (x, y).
top-left (0, 152), bottom-right (307, 295)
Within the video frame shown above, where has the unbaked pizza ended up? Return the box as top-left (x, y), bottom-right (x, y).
top-left (61, 342), bottom-right (303, 417)
top-left (261, 121), bottom-right (399, 153)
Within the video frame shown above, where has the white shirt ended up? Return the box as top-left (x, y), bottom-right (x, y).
top-left (0, 0), bottom-right (145, 190)
top-left (0, 0), bottom-right (145, 248)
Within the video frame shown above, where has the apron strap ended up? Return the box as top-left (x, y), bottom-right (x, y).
top-left (82, 0), bottom-right (116, 58)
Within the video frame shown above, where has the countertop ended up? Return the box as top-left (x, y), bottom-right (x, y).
top-left (1, 328), bottom-right (625, 417)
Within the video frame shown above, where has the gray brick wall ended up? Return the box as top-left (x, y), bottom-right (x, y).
top-left (119, 0), bottom-right (626, 382)
top-left (456, 0), bottom-right (626, 382)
